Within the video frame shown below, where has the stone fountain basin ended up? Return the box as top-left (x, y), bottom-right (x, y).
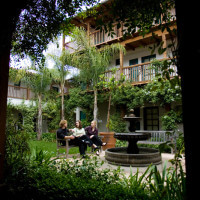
top-left (114, 132), bottom-right (151, 141)
top-left (105, 147), bottom-right (162, 167)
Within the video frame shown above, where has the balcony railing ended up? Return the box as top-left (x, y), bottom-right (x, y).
top-left (90, 9), bottom-right (176, 46)
top-left (90, 23), bottom-right (123, 46)
top-left (7, 85), bottom-right (31, 100)
top-left (7, 85), bottom-right (69, 100)
top-left (104, 58), bottom-right (178, 84)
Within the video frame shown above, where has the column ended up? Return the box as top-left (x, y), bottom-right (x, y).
top-left (162, 33), bottom-right (167, 58)
top-left (120, 49), bottom-right (124, 74)
top-left (62, 32), bottom-right (65, 51)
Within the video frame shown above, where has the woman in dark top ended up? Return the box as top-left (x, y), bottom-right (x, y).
top-left (57, 120), bottom-right (87, 158)
top-left (85, 120), bottom-right (107, 155)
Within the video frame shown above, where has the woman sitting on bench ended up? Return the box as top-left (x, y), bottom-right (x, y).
top-left (85, 120), bottom-right (107, 155)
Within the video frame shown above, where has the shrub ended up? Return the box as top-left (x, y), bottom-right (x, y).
top-left (41, 132), bottom-right (56, 142)
top-left (4, 151), bottom-right (186, 200)
top-left (109, 112), bottom-right (126, 133)
top-left (5, 109), bottom-right (31, 178)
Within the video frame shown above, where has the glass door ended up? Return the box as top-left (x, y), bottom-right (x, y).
top-left (129, 58), bottom-right (138, 82)
top-left (144, 107), bottom-right (159, 130)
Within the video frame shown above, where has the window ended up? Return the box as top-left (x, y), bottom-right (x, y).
top-left (142, 54), bottom-right (156, 63)
top-left (14, 81), bottom-right (21, 87)
top-left (14, 81), bottom-right (21, 90)
top-left (144, 107), bottom-right (159, 130)
top-left (52, 86), bottom-right (59, 92)
top-left (116, 59), bottom-right (120, 66)
top-left (80, 111), bottom-right (86, 120)
top-left (129, 58), bottom-right (138, 66)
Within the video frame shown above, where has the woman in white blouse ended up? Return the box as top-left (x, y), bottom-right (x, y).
top-left (70, 120), bottom-right (98, 149)
top-left (71, 120), bottom-right (86, 137)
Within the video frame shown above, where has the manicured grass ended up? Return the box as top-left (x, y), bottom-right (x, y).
top-left (28, 140), bottom-right (80, 157)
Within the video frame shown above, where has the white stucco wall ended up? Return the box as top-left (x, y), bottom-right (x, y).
top-left (108, 43), bottom-right (169, 70)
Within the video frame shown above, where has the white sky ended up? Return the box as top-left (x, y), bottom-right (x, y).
top-left (10, 35), bottom-right (78, 79)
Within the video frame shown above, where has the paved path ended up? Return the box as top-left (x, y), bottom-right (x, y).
top-left (96, 151), bottom-right (185, 176)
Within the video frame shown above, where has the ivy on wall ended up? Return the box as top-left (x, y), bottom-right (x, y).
top-left (7, 101), bottom-right (37, 135)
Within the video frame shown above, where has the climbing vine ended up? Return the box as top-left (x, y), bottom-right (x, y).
top-left (7, 101), bottom-right (37, 136)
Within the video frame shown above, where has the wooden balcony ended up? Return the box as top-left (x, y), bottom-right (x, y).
top-left (90, 23), bottom-right (123, 46)
top-left (7, 85), bottom-right (32, 100)
top-left (7, 85), bottom-right (68, 100)
top-left (89, 9), bottom-right (176, 47)
top-left (104, 58), bottom-right (178, 85)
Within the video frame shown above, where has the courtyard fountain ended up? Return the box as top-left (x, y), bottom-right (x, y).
top-left (105, 109), bottom-right (162, 167)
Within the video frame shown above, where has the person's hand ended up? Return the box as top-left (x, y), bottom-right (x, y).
top-left (90, 135), bottom-right (94, 139)
top-left (69, 129), bottom-right (74, 132)
top-left (77, 135), bottom-right (83, 137)
top-left (69, 135), bottom-right (75, 139)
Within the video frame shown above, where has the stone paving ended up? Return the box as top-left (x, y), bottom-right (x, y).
top-left (59, 150), bottom-right (185, 177)
top-left (96, 151), bottom-right (185, 176)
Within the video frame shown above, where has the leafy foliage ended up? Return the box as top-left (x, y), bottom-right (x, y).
top-left (5, 104), bottom-right (31, 179)
top-left (97, 69), bottom-right (126, 129)
top-left (11, 0), bottom-right (99, 60)
top-left (161, 110), bottom-right (183, 131)
top-left (7, 101), bottom-right (37, 135)
top-left (109, 112), bottom-right (127, 133)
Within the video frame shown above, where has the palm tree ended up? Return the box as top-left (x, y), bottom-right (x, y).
top-left (48, 50), bottom-right (73, 120)
top-left (71, 27), bottom-right (126, 124)
top-left (22, 64), bottom-right (52, 140)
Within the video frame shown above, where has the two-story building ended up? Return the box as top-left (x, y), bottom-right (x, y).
top-left (63, 0), bottom-right (182, 133)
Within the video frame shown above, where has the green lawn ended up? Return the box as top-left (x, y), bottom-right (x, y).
top-left (28, 140), bottom-right (80, 157)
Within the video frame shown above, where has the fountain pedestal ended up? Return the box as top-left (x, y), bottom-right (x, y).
top-left (114, 132), bottom-right (151, 154)
top-left (128, 140), bottom-right (139, 154)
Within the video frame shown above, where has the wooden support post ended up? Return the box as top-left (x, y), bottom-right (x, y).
top-left (162, 33), bottom-right (167, 58)
top-left (62, 32), bottom-right (65, 51)
top-left (87, 22), bottom-right (90, 37)
top-left (120, 49), bottom-right (124, 74)
top-left (87, 22), bottom-right (91, 46)
top-left (27, 88), bottom-right (30, 100)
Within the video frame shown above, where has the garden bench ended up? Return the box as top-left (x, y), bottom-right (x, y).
top-left (56, 137), bottom-right (77, 159)
top-left (136, 130), bottom-right (175, 153)
top-left (56, 135), bottom-right (104, 158)
top-left (136, 130), bottom-right (173, 144)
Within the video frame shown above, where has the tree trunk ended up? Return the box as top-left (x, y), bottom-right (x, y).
top-left (0, 47), bottom-right (10, 182)
top-left (106, 94), bottom-right (112, 131)
top-left (37, 94), bottom-right (42, 140)
top-left (0, 2), bottom-right (24, 182)
top-left (93, 88), bottom-right (98, 126)
top-left (175, 1), bottom-right (198, 198)
top-left (61, 83), bottom-right (65, 120)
